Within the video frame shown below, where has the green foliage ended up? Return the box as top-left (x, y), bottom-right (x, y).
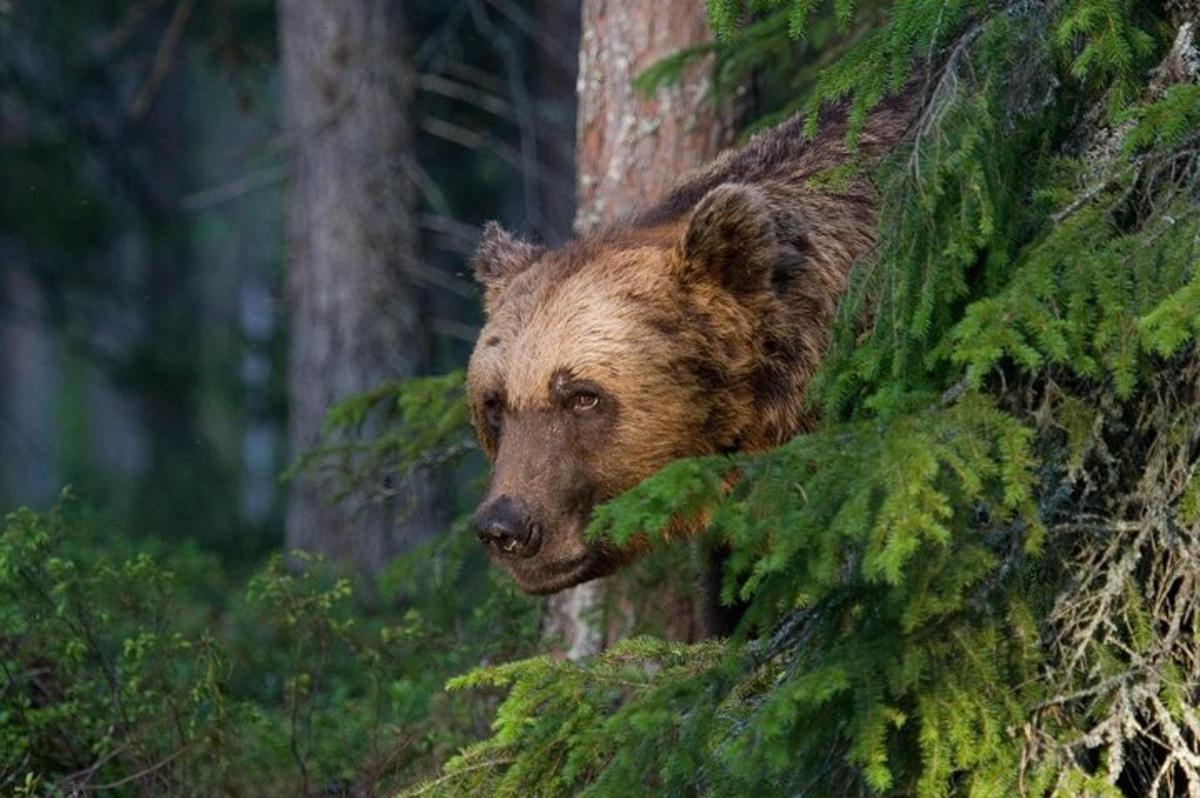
top-left (946, 198), bottom-right (1199, 398)
top-left (1124, 83), bottom-right (1200, 153)
top-left (410, 637), bottom-right (728, 797)
top-left (812, 0), bottom-right (1190, 413)
top-left (1054, 0), bottom-right (1157, 114)
top-left (639, 2), bottom-right (895, 135)
top-left (433, 394), bottom-right (1045, 796)
top-left (707, 0), bottom-right (860, 42)
top-left (289, 372), bottom-right (476, 511)
top-left (1140, 267), bottom-right (1200, 358)
top-left (0, 497), bottom-right (234, 794)
top-left (0, 495), bottom-right (539, 795)
top-left (418, 1), bottom-right (1200, 795)
top-left (592, 393), bottom-right (1041, 594)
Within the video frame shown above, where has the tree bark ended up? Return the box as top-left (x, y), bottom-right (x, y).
top-left (280, 0), bottom-right (439, 574)
top-left (542, 0), bottom-right (735, 659)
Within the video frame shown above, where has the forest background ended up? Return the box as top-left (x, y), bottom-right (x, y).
top-left (2, 0), bottom-right (1199, 796)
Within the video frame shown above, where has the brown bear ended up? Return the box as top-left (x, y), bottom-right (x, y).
top-left (466, 95), bottom-right (916, 596)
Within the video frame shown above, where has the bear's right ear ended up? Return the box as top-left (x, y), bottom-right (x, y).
top-left (473, 222), bottom-right (544, 303)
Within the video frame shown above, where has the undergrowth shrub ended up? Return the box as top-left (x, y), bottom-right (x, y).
top-left (0, 489), bottom-right (539, 796)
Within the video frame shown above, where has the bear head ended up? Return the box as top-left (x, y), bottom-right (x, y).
top-left (466, 183), bottom-right (807, 595)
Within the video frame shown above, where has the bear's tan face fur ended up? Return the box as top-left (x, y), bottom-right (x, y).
top-left (466, 186), bottom-right (789, 594)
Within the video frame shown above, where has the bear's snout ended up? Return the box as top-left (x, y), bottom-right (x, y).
top-left (474, 495), bottom-right (541, 559)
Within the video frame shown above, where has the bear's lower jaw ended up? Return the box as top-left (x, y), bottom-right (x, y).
top-left (499, 543), bottom-right (628, 596)
top-left (500, 551), bottom-right (594, 595)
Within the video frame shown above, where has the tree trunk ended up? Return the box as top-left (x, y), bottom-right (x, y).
top-left (532, 0), bottom-right (581, 246)
top-left (280, 0), bottom-right (439, 574)
top-left (542, 0), bottom-right (735, 659)
top-left (0, 259), bottom-right (60, 508)
top-left (136, 73), bottom-right (211, 540)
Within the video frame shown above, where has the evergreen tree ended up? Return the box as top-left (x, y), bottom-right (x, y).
top-left (407, 1), bottom-right (1200, 795)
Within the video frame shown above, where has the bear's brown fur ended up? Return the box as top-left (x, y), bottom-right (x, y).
top-left (467, 95), bottom-right (917, 595)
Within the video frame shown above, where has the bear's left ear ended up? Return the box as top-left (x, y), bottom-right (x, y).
top-left (473, 222), bottom-right (544, 305)
top-left (680, 183), bottom-right (777, 295)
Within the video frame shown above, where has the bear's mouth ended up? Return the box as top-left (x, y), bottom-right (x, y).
top-left (494, 526), bottom-right (633, 595)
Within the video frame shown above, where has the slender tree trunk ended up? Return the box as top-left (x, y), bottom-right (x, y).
top-left (137, 74), bottom-right (208, 537)
top-left (542, 0), bottom-right (735, 659)
top-left (532, 0), bottom-right (581, 246)
top-left (0, 259), bottom-right (59, 507)
top-left (280, 0), bottom-right (439, 574)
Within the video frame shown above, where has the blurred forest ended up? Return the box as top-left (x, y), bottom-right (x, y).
top-left (0, 0), bottom-right (578, 561)
top-left (1, 0), bottom-right (582, 793)
top-left (3, 0), bottom-right (1200, 796)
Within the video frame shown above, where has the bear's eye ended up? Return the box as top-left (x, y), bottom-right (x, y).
top-left (570, 391), bottom-right (600, 413)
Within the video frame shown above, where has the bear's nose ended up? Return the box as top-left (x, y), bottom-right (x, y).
top-left (474, 497), bottom-right (538, 557)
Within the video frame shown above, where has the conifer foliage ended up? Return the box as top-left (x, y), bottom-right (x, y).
top-left (412, 1), bottom-right (1200, 795)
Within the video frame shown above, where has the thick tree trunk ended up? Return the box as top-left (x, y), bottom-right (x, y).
top-left (574, 2), bottom-right (733, 232)
top-left (542, 0), bottom-right (735, 659)
top-left (280, 0), bottom-right (439, 574)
